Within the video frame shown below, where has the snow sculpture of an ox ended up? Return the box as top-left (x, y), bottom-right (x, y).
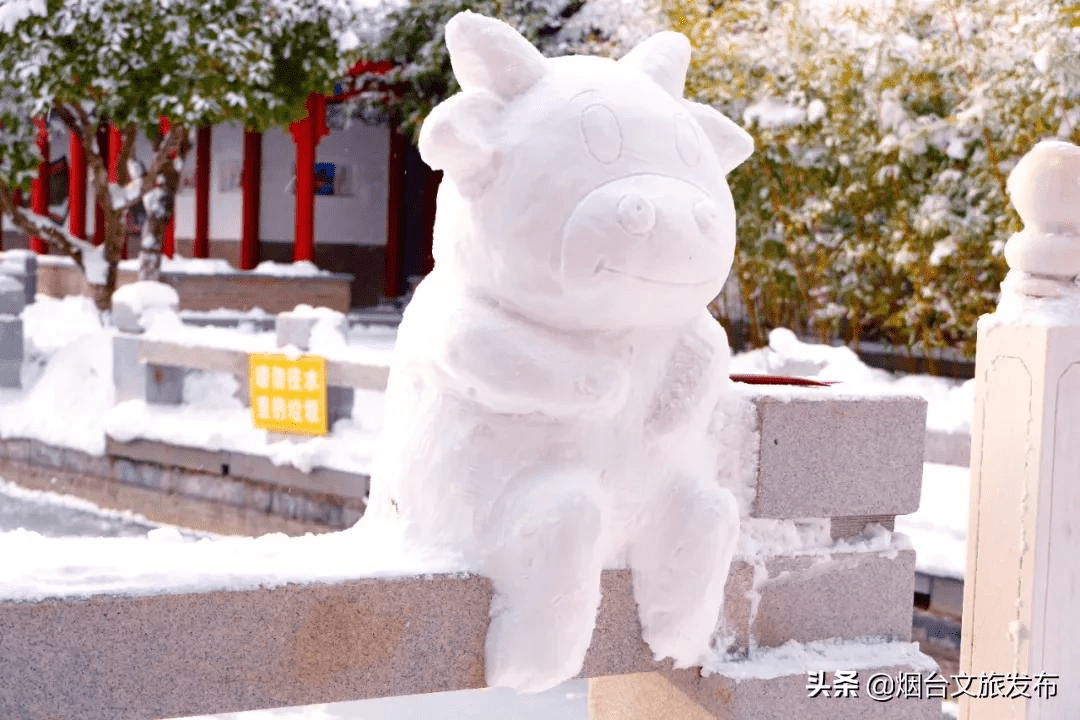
top-left (363, 11), bottom-right (754, 692)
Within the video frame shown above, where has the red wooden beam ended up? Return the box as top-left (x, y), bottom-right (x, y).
top-left (30, 118), bottom-right (49, 254)
top-left (193, 127), bottom-right (211, 259)
top-left (289, 94), bottom-right (328, 264)
top-left (159, 117), bottom-right (174, 258)
top-left (240, 129), bottom-right (262, 270)
top-left (69, 131), bottom-right (87, 241)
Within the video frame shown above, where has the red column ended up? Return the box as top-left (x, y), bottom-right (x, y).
top-left (288, 94), bottom-right (329, 263)
top-left (240, 129), bottom-right (262, 270)
top-left (383, 127), bottom-right (406, 298)
top-left (93, 125), bottom-right (107, 246)
top-left (69, 131), bottom-right (87, 240)
top-left (193, 127), bottom-right (211, 259)
top-left (421, 169), bottom-right (441, 274)
top-left (30, 118), bottom-right (49, 254)
top-left (159, 117), bottom-right (175, 258)
top-left (108, 124), bottom-right (126, 259)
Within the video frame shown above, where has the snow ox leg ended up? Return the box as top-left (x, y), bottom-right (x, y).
top-left (629, 477), bottom-right (739, 667)
top-left (481, 469), bottom-right (605, 693)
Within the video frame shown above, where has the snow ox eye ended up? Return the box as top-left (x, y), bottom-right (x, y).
top-left (580, 104), bottom-right (622, 164)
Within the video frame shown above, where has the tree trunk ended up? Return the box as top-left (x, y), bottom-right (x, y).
top-left (137, 211), bottom-right (165, 282)
top-left (90, 259), bottom-right (118, 313)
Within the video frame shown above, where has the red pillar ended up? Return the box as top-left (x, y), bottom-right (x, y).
top-left (69, 131), bottom-right (87, 240)
top-left (157, 117), bottom-right (175, 258)
top-left (108, 124), bottom-right (126, 259)
top-left (30, 118), bottom-right (49, 254)
top-left (383, 127), bottom-right (406, 298)
top-left (240, 129), bottom-right (262, 270)
top-left (288, 94), bottom-right (328, 263)
top-left (93, 125), bottom-right (108, 246)
top-left (421, 169), bottom-right (441, 275)
top-left (193, 127), bottom-right (211, 259)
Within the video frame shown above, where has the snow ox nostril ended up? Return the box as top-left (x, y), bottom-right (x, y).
top-left (616, 193), bottom-right (657, 236)
top-left (693, 200), bottom-right (720, 234)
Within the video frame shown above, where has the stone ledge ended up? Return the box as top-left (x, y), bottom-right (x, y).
top-left (753, 393), bottom-right (926, 518)
top-left (0, 567), bottom-right (927, 720)
top-left (0, 438), bottom-right (366, 532)
top-left (725, 549), bottom-right (916, 652)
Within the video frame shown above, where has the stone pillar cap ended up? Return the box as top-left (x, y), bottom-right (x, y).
top-left (1003, 140), bottom-right (1080, 297)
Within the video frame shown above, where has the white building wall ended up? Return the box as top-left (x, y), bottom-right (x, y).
top-left (173, 119), bottom-right (390, 248)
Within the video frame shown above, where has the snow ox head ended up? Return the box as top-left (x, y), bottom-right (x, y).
top-left (419, 12), bottom-right (754, 330)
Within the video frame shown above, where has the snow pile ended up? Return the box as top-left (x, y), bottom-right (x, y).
top-left (894, 463), bottom-right (968, 580)
top-left (119, 256), bottom-right (236, 276)
top-left (112, 280), bottom-right (180, 313)
top-left (252, 260), bottom-right (331, 277)
top-left (731, 328), bottom-right (974, 433)
top-left (21, 294), bottom-right (102, 357)
top-left (0, 301), bottom-right (112, 455)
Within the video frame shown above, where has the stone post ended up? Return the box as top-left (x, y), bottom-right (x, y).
top-left (112, 281), bottom-right (184, 404)
top-left (275, 305), bottom-right (353, 425)
top-left (961, 141), bottom-right (1080, 719)
top-left (0, 271), bottom-right (25, 389)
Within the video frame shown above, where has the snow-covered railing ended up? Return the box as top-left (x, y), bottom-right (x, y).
top-left (0, 387), bottom-right (939, 720)
top-left (112, 297), bottom-right (389, 425)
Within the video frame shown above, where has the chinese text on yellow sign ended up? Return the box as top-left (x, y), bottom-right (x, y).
top-left (248, 353), bottom-right (328, 435)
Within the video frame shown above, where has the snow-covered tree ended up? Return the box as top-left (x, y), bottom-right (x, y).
top-left (354, 0), bottom-right (660, 139)
top-left (0, 0), bottom-right (370, 310)
top-left (667, 0), bottom-right (1080, 360)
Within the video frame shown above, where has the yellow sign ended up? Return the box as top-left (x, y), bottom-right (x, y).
top-left (248, 353), bottom-right (328, 435)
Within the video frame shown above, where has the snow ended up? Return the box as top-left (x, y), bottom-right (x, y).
top-left (732, 328), bottom-right (974, 433)
top-left (0, 0), bottom-right (44, 34)
top-left (252, 259), bottom-right (332, 277)
top-left (112, 280), bottom-right (180, 313)
top-left (104, 384), bottom-right (384, 475)
top-left (743, 98), bottom-right (807, 129)
top-left (0, 299), bottom-right (112, 454)
top-left (0, 519), bottom-right (464, 602)
top-left (895, 463), bottom-right (969, 580)
top-left (0, 477), bottom-right (165, 538)
top-left (989, 277), bottom-right (1080, 326)
top-left (704, 637), bottom-right (936, 679)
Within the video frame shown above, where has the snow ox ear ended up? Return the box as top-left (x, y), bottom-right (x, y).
top-left (444, 11), bottom-right (547, 100)
top-left (418, 12), bottom-right (549, 197)
top-left (419, 92), bottom-right (504, 197)
top-left (685, 101), bottom-right (754, 175)
top-left (618, 31), bottom-right (691, 98)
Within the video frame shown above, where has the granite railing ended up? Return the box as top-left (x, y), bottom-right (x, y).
top-left (0, 388), bottom-right (940, 720)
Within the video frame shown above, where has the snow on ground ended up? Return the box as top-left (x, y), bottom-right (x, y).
top-left (895, 463), bottom-right (968, 580)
